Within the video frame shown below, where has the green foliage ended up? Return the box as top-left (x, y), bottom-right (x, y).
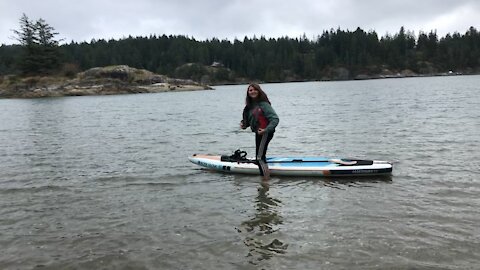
top-left (11, 14), bottom-right (62, 75)
top-left (175, 63), bottom-right (208, 81)
top-left (0, 45), bottom-right (21, 74)
top-left (1, 25), bottom-right (480, 81)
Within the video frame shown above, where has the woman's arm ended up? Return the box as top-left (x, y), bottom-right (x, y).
top-left (260, 103), bottom-right (279, 133)
top-left (241, 106), bottom-right (250, 129)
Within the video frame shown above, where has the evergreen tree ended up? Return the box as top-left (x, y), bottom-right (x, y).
top-left (13, 14), bottom-right (62, 75)
top-left (1, 24), bottom-right (479, 81)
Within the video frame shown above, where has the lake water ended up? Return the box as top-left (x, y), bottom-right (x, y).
top-left (0, 75), bottom-right (479, 269)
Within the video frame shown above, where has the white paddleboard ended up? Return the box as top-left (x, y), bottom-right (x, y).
top-left (189, 154), bottom-right (392, 177)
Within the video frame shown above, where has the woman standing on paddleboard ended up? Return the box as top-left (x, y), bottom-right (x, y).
top-left (240, 83), bottom-right (279, 179)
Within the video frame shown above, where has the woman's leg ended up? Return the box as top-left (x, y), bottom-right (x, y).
top-left (255, 133), bottom-right (273, 178)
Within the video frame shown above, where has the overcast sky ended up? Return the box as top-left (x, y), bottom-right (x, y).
top-left (1, 0), bottom-right (479, 45)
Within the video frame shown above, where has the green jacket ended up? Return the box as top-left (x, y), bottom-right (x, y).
top-left (242, 101), bottom-right (279, 134)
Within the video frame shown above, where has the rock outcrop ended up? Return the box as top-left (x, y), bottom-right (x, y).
top-left (0, 65), bottom-right (212, 98)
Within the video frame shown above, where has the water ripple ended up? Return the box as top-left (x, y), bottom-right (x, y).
top-left (1, 76), bottom-right (479, 269)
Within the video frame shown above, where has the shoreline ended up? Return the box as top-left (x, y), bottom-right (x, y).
top-left (0, 81), bottom-right (212, 99)
top-left (0, 65), bottom-right (213, 99)
top-left (1, 69), bottom-right (477, 99)
top-left (210, 72), bottom-right (478, 87)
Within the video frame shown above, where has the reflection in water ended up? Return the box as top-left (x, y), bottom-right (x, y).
top-left (239, 182), bottom-right (288, 264)
top-left (322, 175), bottom-right (393, 189)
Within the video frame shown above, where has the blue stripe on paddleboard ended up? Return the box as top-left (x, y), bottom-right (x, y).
top-left (270, 162), bottom-right (339, 168)
top-left (266, 157), bottom-right (331, 162)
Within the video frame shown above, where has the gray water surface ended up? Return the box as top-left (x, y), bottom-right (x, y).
top-left (1, 75), bottom-right (479, 269)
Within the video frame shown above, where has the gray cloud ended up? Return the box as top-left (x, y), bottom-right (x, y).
top-left (1, 0), bottom-right (478, 45)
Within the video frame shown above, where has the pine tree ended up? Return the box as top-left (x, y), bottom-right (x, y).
top-left (13, 14), bottom-right (62, 75)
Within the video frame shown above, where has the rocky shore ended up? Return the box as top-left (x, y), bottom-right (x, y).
top-left (0, 65), bottom-right (212, 99)
top-left (1, 65), bottom-right (474, 99)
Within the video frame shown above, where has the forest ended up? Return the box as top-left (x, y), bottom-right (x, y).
top-left (0, 15), bottom-right (479, 84)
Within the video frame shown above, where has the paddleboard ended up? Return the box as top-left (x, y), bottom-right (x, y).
top-left (189, 154), bottom-right (392, 177)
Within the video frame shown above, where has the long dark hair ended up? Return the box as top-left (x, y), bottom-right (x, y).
top-left (245, 83), bottom-right (271, 107)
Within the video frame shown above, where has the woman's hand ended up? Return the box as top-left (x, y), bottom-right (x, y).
top-left (257, 128), bottom-right (266, 135)
top-left (240, 120), bottom-right (247, 129)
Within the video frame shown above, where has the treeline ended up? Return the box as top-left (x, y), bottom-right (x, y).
top-left (1, 23), bottom-right (479, 82)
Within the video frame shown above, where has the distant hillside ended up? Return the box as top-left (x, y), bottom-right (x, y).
top-left (1, 26), bottom-right (479, 83)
